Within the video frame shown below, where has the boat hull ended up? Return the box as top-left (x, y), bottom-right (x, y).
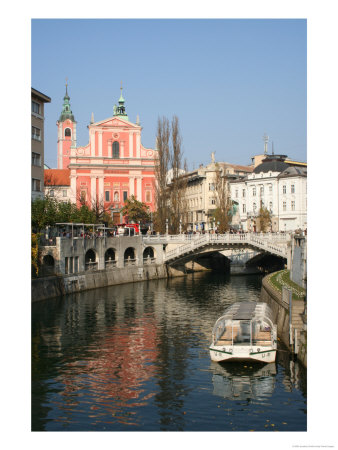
top-left (209, 345), bottom-right (276, 363)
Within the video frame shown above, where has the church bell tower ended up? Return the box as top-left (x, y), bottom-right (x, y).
top-left (56, 80), bottom-right (77, 169)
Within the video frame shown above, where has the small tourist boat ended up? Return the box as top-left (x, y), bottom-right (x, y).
top-left (209, 302), bottom-right (277, 363)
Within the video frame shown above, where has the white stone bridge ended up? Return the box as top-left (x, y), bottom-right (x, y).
top-left (143, 232), bottom-right (289, 268)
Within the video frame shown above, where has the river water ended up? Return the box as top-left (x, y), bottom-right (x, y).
top-left (31, 272), bottom-right (307, 432)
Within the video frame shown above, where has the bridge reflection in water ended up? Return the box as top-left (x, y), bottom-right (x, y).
top-left (32, 271), bottom-right (306, 432)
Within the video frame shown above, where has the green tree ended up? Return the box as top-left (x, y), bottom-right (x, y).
top-left (31, 197), bottom-right (58, 231)
top-left (120, 195), bottom-right (150, 223)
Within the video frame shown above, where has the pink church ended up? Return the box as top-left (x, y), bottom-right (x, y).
top-left (55, 84), bottom-right (157, 222)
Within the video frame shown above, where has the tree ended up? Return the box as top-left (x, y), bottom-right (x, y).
top-left (154, 115), bottom-right (187, 234)
top-left (257, 206), bottom-right (271, 232)
top-left (120, 195), bottom-right (150, 224)
top-left (154, 116), bottom-right (170, 233)
top-left (168, 116), bottom-right (187, 234)
top-left (211, 163), bottom-right (232, 233)
top-left (31, 197), bottom-right (59, 232)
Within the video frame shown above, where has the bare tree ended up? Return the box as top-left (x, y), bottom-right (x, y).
top-left (212, 163), bottom-right (232, 233)
top-left (168, 116), bottom-right (187, 233)
top-left (154, 117), bottom-right (170, 233)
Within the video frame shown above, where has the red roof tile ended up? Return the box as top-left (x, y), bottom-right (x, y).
top-left (44, 169), bottom-right (70, 186)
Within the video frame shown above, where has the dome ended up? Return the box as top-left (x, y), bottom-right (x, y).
top-left (253, 155), bottom-right (289, 174)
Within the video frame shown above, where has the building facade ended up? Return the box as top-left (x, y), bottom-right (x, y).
top-left (32, 88), bottom-right (51, 200)
top-left (49, 84), bottom-right (157, 223)
top-left (180, 156), bottom-right (253, 231)
top-left (230, 154), bottom-right (307, 232)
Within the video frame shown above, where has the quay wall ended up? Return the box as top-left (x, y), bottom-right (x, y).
top-left (261, 274), bottom-right (307, 368)
top-left (32, 264), bottom-right (168, 303)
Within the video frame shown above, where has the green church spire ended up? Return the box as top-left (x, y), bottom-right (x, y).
top-left (113, 82), bottom-right (129, 120)
top-left (59, 78), bottom-right (75, 122)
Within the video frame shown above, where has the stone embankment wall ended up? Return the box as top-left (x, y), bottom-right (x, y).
top-left (261, 274), bottom-right (307, 368)
top-left (32, 264), bottom-right (168, 303)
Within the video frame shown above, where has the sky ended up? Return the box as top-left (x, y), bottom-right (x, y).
top-left (31, 19), bottom-right (307, 169)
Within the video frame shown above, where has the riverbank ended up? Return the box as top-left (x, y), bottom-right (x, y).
top-left (31, 264), bottom-right (169, 302)
top-left (261, 273), bottom-right (307, 368)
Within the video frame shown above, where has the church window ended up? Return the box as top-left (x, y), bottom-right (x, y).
top-left (113, 141), bottom-right (120, 158)
top-left (65, 128), bottom-right (72, 137)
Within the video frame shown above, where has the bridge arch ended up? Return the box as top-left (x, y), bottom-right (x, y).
top-left (143, 246), bottom-right (157, 265)
top-left (105, 248), bottom-right (117, 268)
top-left (85, 248), bottom-right (98, 271)
top-left (124, 247), bottom-right (136, 266)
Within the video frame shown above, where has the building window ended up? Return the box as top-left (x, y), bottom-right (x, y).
top-left (243, 204), bottom-right (246, 213)
top-left (291, 184), bottom-right (295, 193)
top-left (269, 184), bottom-right (273, 193)
top-left (253, 202), bottom-right (257, 212)
top-left (253, 187), bottom-right (256, 196)
top-left (269, 201), bottom-right (273, 212)
top-left (65, 128), bottom-right (72, 137)
top-left (32, 126), bottom-right (41, 141)
top-left (32, 152), bottom-right (41, 166)
top-left (291, 200), bottom-right (295, 211)
top-left (283, 201), bottom-right (287, 211)
top-left (49, 190), bottom-right (54, 197)
top-left (32, 178), bottom-right (41, 192)
top-left (260, 186), bottom-right (264, 196)
top-left (242, 189), bottom-right (246, 198)
top-left (123, 191), bottom-right (128, 201)
top-left (63, 190), bottom-right (67, 197)
top-left (113, 141), bottom-right (120, 158)
top-left (209, 183), bottom-right (215, 191)
top-left (283, 185), bottom-right (286, 194)
top-left (235, 190), bottom-right (238, 198)
top-left (32, 101), bottom-right (40, 114)
top-left (146, 191), bottom-right (151, 203)
top-left (105, 191), bottom-right (110, 202)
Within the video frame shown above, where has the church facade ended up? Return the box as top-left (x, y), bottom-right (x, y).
top-left (53, 84), bottom-right (157, 222)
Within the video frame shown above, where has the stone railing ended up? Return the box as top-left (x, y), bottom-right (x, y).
top-left (162, 232), bottom-right (289, 263)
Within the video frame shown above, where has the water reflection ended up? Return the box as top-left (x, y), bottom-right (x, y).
top-left (32, 272), bottom-right (306, 431)
top-left (211, 362), bottom-right (277, 401)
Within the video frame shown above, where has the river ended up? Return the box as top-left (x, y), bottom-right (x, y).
top-left (31, 272), bottom-right (307, 431)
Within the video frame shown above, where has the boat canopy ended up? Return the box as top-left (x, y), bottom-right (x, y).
top-left (217, 302), bottom-right (273, 323)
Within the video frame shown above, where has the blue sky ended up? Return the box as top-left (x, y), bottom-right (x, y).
top-left (32, 19), bottom-right (307, 169)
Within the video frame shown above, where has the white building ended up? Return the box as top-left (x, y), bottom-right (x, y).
top-left (230, 154), bottom-right (307, 232)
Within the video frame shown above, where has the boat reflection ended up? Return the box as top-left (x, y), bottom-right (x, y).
top-left (211, 362), bottom-right (277, 401)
